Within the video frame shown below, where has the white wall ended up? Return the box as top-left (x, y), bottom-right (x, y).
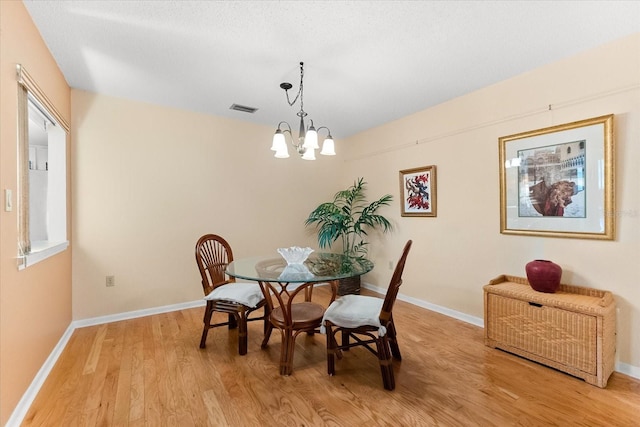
top-left (344, 33), bottom-right (640, 371)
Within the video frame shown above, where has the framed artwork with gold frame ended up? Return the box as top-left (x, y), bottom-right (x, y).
top-left (400, 165), bottom-right (437, 217)
top-left (499, 114), bottom-right (614, 240)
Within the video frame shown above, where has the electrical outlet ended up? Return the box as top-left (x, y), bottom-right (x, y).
top-left (106, 275), bottom-right (115, 287)
top-left (388, 261), bottom-right (394, 270)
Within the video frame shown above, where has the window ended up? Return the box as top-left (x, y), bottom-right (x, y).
top-left (17, 65), bottom-right (69, 269)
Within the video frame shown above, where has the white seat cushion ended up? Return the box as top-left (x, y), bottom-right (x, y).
top-left (204, 282), bottom-right (264, 308)
top-left (320, 294), bottom-right (387, 336)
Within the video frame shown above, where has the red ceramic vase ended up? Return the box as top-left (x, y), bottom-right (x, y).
top-left (525, 260), bottom-right (562, 293)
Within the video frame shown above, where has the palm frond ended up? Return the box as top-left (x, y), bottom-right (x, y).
top-left (304, 177), bottom-right (393, 256)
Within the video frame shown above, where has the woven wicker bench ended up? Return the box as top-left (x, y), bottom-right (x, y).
top-left (483, 275), bottom-right (616, 388)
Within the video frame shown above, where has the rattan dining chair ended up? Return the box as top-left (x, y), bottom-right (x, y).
top-left (195, 234), bottom-right (269, 355)
top-left (322, 240), bottom-right (412, 390)
top-left (260, 279), bottom-right (338, 375)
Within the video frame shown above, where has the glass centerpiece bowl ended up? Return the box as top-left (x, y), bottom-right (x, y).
top-left (277, 246), bottom-right (314, 265)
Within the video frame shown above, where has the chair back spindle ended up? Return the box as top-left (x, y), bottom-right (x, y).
top-left (195, 234), bottom-right (237, 296)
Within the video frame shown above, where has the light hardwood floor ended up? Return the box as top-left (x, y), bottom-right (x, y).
top-left (23, 286), bottom-right (640, 426)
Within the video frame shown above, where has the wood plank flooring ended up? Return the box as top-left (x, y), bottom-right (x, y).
top-left (22, 286), bottom-right (640, 426)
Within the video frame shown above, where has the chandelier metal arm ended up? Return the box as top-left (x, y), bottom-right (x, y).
top-left (276, 121), bottom-right (306, 155)
top-left (276, 121), bottom-right (292, 133)
top-left (315, 126), bottom-right (332, 137)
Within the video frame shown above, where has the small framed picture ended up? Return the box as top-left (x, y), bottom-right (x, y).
top-left (499, 114), bottom-right (614, 239)
top-left (400, 165), bottom-right (437, 217)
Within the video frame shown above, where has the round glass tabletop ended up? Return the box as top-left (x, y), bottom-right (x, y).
top-left (227, 253), bottom-right (374, 283)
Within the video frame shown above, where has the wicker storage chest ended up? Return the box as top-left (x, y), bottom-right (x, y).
top-left (483, 275), bottom-right (616, 388)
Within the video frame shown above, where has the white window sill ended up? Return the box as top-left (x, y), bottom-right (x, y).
top-left (18, 240), bottom-right (69, 270)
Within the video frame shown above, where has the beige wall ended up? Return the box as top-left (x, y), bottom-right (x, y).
top-left (0, 1), bottom-right (72, 424)
top-left (71, 90), bottom-right (343, 319)
top-left (344, 33), bottom-right (640, 369)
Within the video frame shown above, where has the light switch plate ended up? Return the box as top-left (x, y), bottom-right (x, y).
top-left (5, 189), bottom-right (12, 212)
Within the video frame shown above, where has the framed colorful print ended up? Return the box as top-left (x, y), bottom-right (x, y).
top-left (499, 114), bottom-right (614, 240)
top-left (400, 165), bottom-right (437, 217)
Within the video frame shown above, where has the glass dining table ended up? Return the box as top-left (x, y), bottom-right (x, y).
top-left (226, 252), bottom-right (374, 375)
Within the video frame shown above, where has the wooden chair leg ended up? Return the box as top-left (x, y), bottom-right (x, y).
top-left (341, 330), bottom-right (350, 350)
top-left (279, 330), bottom-right (294, 376)
top-left (263, 305), bottom-right (270, 336)
top-left (228, 313), bottom-right (238, 329)
top-left (285, 331), bottom-right (298, 376)
top-left (261, 321), bottom-right (273, 348)
top-left (376, 336), bottom-right (395, 390)
top-left (387, 319), bottom-right (402, 360)
top-left (200, 305), bottom-right (213, 349)
top-left (260, 304), bottom-right (273, 348)
top-left (327, 326), bottom-right (337, 376)
top-left (237, 314), bottom-right (248, 355)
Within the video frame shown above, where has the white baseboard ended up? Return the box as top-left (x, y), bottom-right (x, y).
top-left (7, 289), bottom-right (640, 426)
top-left (5, 324), bottom-right (75, 427)
top-left (72, 299), bottom-right (205, 328)
top-left (361, 282), bottom-right (484, 327)
top-left (615, 361), bottom-right (640, 379)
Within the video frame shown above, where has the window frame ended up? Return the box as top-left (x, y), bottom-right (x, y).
top-left (17, 64), bottom-right (70, 269)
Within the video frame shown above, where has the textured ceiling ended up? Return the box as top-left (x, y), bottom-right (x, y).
top-left (23, 1), bottom-right (640, 139)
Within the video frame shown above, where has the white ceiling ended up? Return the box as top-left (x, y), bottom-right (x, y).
top-left (23, 1), bottom-right (640, 139)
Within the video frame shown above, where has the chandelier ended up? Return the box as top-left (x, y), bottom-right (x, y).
top-left (270, 62), bottom-right (335, 160)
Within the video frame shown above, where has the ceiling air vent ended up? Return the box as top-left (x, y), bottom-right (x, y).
top-left (229, 104), bottom-right (258, 114)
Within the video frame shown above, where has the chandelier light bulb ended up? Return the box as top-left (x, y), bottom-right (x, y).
top-left (271, 130), bottom-right (286, 151)
top-left (303, 125), bottom-right (319, 150)
top-left (274, 145), bottom-right (290, 158)
top-left (301, 148), bottom-right (316, 160)
top-left (320, 137), bottom-right (336, 156)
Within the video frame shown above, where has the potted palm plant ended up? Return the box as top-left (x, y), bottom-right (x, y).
top-left (304, 177), bottom-right (393, 294)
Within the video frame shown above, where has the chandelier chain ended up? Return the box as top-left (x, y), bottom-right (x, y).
top-left (284, 63), bottom-right (305, 115)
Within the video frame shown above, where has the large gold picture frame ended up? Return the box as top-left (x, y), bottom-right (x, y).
top-left (499, 114), bottom-right (614, 240)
